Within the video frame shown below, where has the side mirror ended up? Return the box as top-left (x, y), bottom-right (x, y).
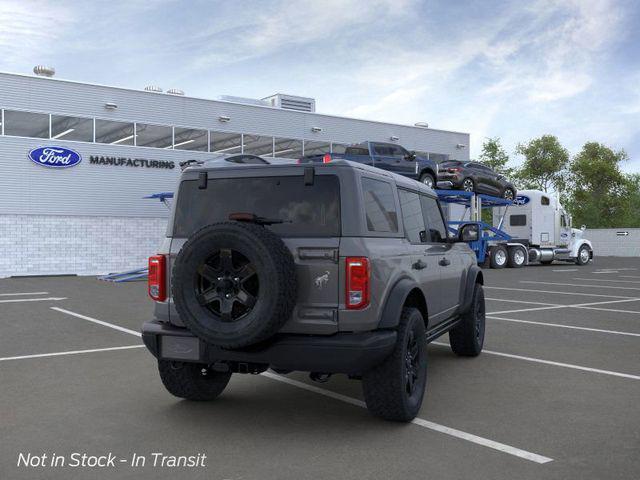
top-left (458, 223), bottom-right (479, 242)
top-left (404, 151), bottom-right (416, 161)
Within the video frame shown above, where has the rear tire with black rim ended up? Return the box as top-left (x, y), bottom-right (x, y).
top-left (449, 283), bottom-right (485, 357)
top-left (362, 307), bottom-right (427, 422)
top-left (507, 246), bottom-right (526, 268)
top-left (489, 245), bottom-right (508, 269)
top-left (158, 360), bottom-right (231, 401)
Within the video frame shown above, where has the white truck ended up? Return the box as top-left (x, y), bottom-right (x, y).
top-left (490, 189), bottom-right (593, 268)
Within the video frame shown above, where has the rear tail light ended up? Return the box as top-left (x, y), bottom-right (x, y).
top-left (148, 255), bottom-right (167, 301)
top-left (345, 257), bottom-right (369, 309)
top-left (322, 153), bottom-right (332, 163)
top-left (448, 167), bottom-right (461, 173)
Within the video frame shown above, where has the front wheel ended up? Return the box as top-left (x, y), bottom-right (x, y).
top-left (449, 283), bottom-right (485, 356)
top-left (576, 245), bottom-right (591, 265)
top-left (362, 307), bottom-right (427, 422)
top-left (158, 360), bottom-right (232, 401)
top-left (419, 172), bottom-right (435, 189)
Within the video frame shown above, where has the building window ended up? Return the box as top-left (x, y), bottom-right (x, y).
top-left (243, 135), bottom-right (274, 156)
top-left (331, 143), bottom-right (348, 154)
top-left (361, 177), bottom-right (398, 233)
top-left (51, 115), bottom-right (93, 142)
top-left (95, 119), bottom-right (135, 145)
top-left (135, 123), bottom-right (172, 148)
top-left (3, 110), bottom-right (49, 138)
top-left (273, 137), bottom-right (303, 159)
top-left (303, 140), bottom-right (331, 156)
top-left (210, 131), bottom-right (242, 154)
top-left (173, 127), bottom-right (208, 151)
top-left (428, 153), bottom-right (450, 163)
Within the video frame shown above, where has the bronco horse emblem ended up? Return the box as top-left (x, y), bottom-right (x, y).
top-left (314, 271), bottom-right (330, 290)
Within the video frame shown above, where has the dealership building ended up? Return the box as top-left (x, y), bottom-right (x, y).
top-left (0, 69), bottom-right (470, 278)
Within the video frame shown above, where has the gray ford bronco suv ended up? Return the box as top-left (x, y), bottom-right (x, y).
top-left (142, 159), bottom-right (485, 422)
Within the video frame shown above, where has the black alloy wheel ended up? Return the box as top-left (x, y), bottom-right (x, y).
top-left (405, 329), bottom-right (421, 396)
top-left (196, 248), bottom-right (259, 322)
top-left (462, 178), bottom-right (475, 192)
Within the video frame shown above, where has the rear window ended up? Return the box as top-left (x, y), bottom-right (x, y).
top-left (345, 146), bottom-right (370, 156)
top-left (173, 175), bottom-right (340, 237)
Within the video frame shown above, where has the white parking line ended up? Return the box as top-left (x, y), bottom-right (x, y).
top-left (552, 269), bottom-right (578, 272)
top-left (573, 278), bottom-right (640, 284)
top-left (520, 281), bottom-right (640, 291)
top-left (621, 275), bottom-right (640, 279)
top-left (51, 307), bottom-right (142, 337)
top-left (488, 315), bottom-right (640, 337)
top-left (485, 286), bottom-right (637, 299)
top-left (486, 298), bottom-right (559, 307)
top-left (432, 342), bottom-right (640, 381)
top-left (40, 308), bottom-right (553, 464)
top-left (261, 372), bottom-right (553, 464)
top-left (0, 291), bottom-right (49, 296)
top-left (0, 297), bottom-right (67, 304)
top-left (0, 345), bottom-right (145, 362)
top-left (488, 297), bottom-right (640, 316)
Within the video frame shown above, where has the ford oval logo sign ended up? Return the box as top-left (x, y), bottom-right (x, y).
top-left (28, 146), bottom-right (82, 168)
top-left (514, 195), bottom-right (530, 206)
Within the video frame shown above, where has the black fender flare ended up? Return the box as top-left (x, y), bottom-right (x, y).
top-left (378, 277), bottom-right (423, 329)
top-left (459, 265), bottom-right (483, 314)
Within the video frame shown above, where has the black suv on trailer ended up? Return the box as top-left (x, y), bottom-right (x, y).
top-left (437, 160), bottom-right (517, 199)
top-left (142, 159), bottom-right (485, 421)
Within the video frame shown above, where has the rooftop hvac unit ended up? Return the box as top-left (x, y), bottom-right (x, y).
top-left (33, 65), bottom-right (55, 77)
top-left (167, 88), bottom-right (185, 96)
top-left (144, 85), bottom-right (163, 93)
top-left (219, 95), bottom-right (270, 107)
top-left (262, 94), bottom-right (316, 112)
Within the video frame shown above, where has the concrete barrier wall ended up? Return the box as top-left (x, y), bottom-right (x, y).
top-left (583, 228), bottom-right (640, 257)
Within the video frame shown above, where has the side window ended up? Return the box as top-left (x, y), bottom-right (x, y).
top-left (510, 214), bottom-right (527, 226)
top-left (420, 195), bottom-right (448, 243)
top-left (388, 145), bottom-right (406, 158)
top-left (362, 178), bottom-right (398, 233)
top-left (399, 189), bottom-right (426, 243)
top-left (541, 196), bottom-right (550, 206)
top-left (372, 144), bottom-right (391, 156)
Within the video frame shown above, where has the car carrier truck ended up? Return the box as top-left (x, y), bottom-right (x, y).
top-left (439, 189), bottom-right (593, 268)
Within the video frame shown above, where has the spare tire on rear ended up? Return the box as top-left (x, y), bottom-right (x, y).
top-left (172, 222), bottom-right (297, 349)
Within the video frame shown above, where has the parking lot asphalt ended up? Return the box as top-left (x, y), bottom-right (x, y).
top-left (1, 258), bottom-right (639, 479)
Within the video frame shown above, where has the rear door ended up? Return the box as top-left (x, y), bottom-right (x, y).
top-left (420, 194), bottom-right (463, 321)
top-left (170, 171), bottom-right (342, 334)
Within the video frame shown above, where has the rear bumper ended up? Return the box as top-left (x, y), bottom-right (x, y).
top-left (141, 320), bottom-right (397, 375)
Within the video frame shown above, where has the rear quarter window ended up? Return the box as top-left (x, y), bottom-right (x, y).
top-left (361, 178), bottom-right (398, 233)
top-left (173, 175), bottom-right (340, 238)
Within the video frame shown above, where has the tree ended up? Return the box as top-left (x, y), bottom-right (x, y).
top-left (515, 135), bottom-right (569, 192)
top-left (478, 137), bottom-right (514, 177)
top-left (565, 142), bottom-right (637, 228)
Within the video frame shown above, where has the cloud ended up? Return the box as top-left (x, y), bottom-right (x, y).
top-left (0, 0), bottom-right (74, 68)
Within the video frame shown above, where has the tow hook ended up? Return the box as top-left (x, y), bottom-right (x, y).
top-left (309, 372), bottom-right (331, 383)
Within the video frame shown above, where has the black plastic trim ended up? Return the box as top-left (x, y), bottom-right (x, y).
top-left (377, 277), bottom-right (419, 329)
top-left (460, 265), bottom-right (483, 313)
top-left (142, 320), bottom-right (397, 375)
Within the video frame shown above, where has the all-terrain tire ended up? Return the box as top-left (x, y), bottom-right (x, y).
top-left (172, 222), bottom-right (297, 349)
top-left (502, 187), bottom-right (516, 201)
top-left (362, 308), bottom-right (427, 422)
top-left (449, 283), bottom-right (485, 356)
top-left (158, 360), bottom-right (232, 401)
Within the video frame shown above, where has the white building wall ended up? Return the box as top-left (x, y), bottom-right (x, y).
top-left (0, 215), bottom-right (167, 277)
top-left (583, 228), bottom-right (640, 257)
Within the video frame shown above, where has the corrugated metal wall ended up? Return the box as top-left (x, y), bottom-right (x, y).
top-left (584, 229), bottom-right (640, 257)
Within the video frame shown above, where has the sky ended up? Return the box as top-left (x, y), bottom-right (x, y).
top-left (1, 0), bottom-right (639, 171)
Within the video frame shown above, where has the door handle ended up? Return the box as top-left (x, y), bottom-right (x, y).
top-left (439, 257), bottom-right (451, 267)
top-left (412, 260), bottom-right (427, 270)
